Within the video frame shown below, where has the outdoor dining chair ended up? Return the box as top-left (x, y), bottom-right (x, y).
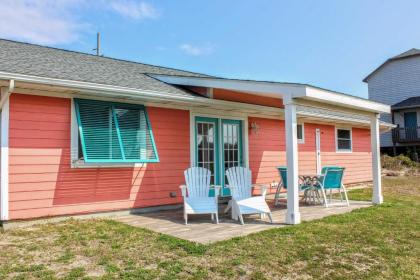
top-left (321, 166), bottom-right (341, 175)
top-left (274, 166), bottom-right (314, 205)
top-left (225, 166), bottom-right (273, 225)
top-left (274, 166), bottom-right (287, 206)
top-left (180, 167), bottom-right (221, 225)
top-left (314, 167), bottom-right (349, 207)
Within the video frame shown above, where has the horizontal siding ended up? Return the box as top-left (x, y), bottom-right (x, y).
top-left (368, 56), bottom-right (420, 147)
top-left (248, 117), bottom-right (373, 192)
top-left (8, 93), bottom-right (190, 220)
top-left (8, 93), bottom-right (373, 220)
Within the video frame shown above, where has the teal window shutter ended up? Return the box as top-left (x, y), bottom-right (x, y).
top-left (75, 98), bottom-right (159, 163)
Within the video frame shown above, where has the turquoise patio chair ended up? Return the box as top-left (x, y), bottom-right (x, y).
top-left (274, 167), bottom-right (287, 206)
top-left (320, 166), bottom-right (341, 175)
top-left (315, 167), bottom-right (349, 207)
top-left (274, 167), bottom-right (312, 206)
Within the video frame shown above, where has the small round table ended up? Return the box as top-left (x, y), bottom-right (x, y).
top-left (299, 174), bottom-right (323, 205)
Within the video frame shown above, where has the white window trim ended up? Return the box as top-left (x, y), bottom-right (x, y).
top-left (335, 126), bottom-right (353, 153)
top-left (70, 98), bottom-right (148, 168)
top-left (297, 123), bottom-right (305, 144)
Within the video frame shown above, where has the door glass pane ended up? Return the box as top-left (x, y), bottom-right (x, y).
top-left (196, 122), bottom-right (216, 184)
top-left (223, 122), bottom-right (241, 184)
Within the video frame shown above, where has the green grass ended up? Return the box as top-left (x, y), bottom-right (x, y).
top-left (0, 177), bottom-right (419, 279)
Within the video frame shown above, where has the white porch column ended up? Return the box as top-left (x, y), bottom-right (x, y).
top-left (371, 113), bottom-right (383, 204)
top-left (0, 88), bottom-right (10, 221)
top-left (284, 97), bottom-right (301, 224)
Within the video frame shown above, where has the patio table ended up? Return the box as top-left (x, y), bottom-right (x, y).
top-left (299, 174), bottom-right (323, 205)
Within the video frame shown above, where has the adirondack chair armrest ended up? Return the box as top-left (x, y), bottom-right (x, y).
top-left (252, 184), bottom-right (269, 197)
top-left (179, 185), bottom-right (187, 197)
top-left (212, 185), bottom-right (222, 197)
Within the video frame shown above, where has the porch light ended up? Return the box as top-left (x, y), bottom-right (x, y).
top-left (250, 121), bottom-right (260, 134)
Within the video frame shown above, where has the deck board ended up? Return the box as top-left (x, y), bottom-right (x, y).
top-left (113, 199), bottom-right (372, 244)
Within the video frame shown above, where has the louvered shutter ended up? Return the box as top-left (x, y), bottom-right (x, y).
top-left (75, 99), bottom-right (159, 163)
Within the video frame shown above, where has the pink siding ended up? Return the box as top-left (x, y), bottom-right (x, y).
top-left (7, 93), bottom-right (373, 221)
top-left (9, 93), bottom-right (190, 220)
top-left (248, 117), bottom-right (372, 190)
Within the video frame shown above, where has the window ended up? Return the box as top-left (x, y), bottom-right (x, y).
top-left (336, 128), bottom-right (352, 152)
top-left (297, 123), bottom-right (304, 143)
top-left (74, 99), bottom-right (159, 163)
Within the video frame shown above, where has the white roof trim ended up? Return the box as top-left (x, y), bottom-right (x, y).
top-left (151, 74), bottom-right (390, 114)
top-left (0, 71), bottom-right (281, 114)
top-left (0, 71), bottom-right (390, 114)
top-left (304, 86), bottom-right (390, 114)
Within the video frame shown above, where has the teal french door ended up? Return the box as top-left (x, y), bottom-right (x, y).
top-left (194, 117), bottom-right (243, 196)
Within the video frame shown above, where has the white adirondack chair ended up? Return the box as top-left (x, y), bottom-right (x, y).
top-left (225, 167), bottom-right (273, 225)
top-left (180, 167), bottom-right (221, 225)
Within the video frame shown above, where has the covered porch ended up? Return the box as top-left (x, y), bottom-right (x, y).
top-left (0, 74), bottom-right (391, 224)
top-left (114, 198), bottom-right (372, 244)
top-left (153, 75), bottom-right (391, 225)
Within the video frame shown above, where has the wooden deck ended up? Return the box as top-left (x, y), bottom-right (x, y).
top-left (113, 199), bottom-right (372, 244)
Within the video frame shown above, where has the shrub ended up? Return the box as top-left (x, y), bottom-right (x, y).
top-left (382, 154), bottom-right (419, 171)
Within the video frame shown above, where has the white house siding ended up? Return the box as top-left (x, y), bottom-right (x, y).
top-left (367, 56), bottom-right (420, 147)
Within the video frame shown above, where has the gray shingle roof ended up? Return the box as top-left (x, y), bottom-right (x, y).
top-left (391, 48), bottom-right (420, 60)
top-left (0, 39), bottom-right (208, 98)
top-left (363, 48), bottom-right (420, 82)
top-left (392, 96), bottom-right (420, 110)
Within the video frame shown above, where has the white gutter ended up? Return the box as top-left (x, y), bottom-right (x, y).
top-left (0, 79), bottom-right (14, 110)
top-left (0, 71), bottom-right (195, 102)
top-left (0, 72), bottom-right (285, 115)
top-left (0, 71), bottom-right (391, 114)
top-left (304, 86), bottom-right (390, 114)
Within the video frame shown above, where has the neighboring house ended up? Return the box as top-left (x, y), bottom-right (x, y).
top-left (364, 49), bottom-right (420, 157)
top-left (0, 39), bottom-right (389, 225)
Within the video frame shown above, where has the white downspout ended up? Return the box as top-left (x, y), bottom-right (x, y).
top-left (0, 79), bottom-right (14, 221)
top-left (0, 79), bottom-right (14, 110)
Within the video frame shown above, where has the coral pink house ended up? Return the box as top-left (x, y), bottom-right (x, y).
top-left (0, 39), bottom-right (391, 225)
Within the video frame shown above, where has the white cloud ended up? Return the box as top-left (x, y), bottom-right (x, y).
top-left (0, 0), bottom-right (159, 45)
top-left (0, 0), bottom-right (85, 45)
top-left (108, 0), bottom-right (159, 20)
top-left (179, 43), bottom-right (215, 56)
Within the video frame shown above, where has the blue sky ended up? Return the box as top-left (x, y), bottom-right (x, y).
top-left (1, 1), bottom-right (420, 98)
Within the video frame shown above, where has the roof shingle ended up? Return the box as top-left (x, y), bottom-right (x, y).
top-left (392, 96), bottom-right (420, 110)
top-left (0, 39), bottom-right (207, 98)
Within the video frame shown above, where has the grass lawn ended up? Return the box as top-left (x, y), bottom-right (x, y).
top-left (0, 177), bottom-right (419, 279)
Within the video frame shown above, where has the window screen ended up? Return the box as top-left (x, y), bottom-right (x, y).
top-left (336, 128), bottom-right (351, 151)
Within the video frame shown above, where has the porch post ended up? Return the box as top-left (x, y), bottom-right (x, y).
top-left (0, 87), bottom-right (10, 221)
top-left (371, 113), bottom-right (383, 204)
top-left (284, 97), bottom-right (301, 224)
